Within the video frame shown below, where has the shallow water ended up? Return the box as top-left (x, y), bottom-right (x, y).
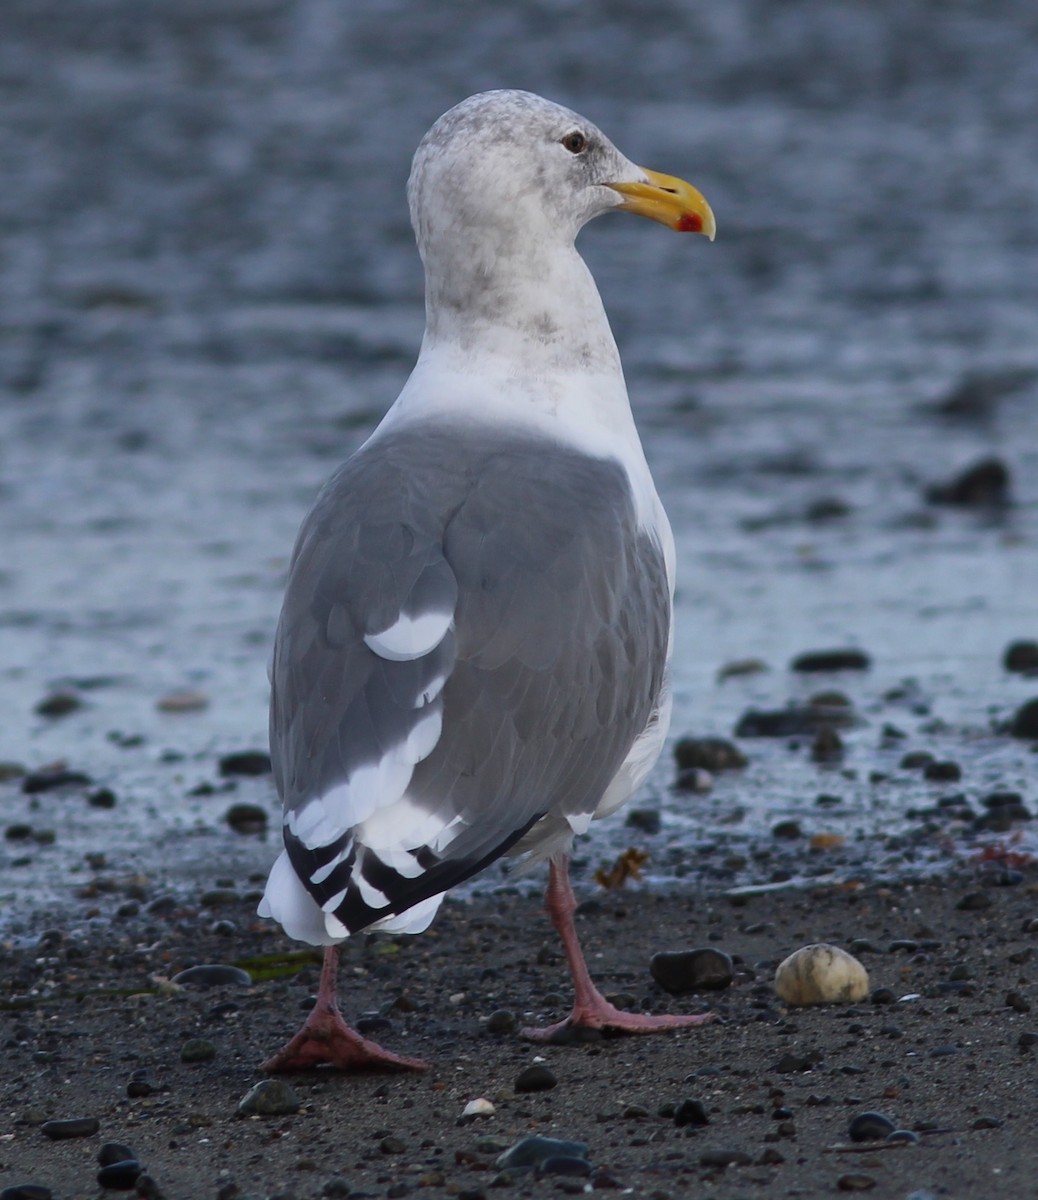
top-left (2, 0), bottom-right (1037, 932)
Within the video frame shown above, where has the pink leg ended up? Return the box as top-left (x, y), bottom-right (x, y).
top-left (522, 856), bottom-right (715, 1044)
top-left (263, 945), bottom-right (427, 1072)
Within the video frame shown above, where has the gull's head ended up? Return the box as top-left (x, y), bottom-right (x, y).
top-left (408, 89), bottom-right (715, 267)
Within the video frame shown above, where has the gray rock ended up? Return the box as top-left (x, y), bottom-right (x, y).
top-left (237, 1080), bottom-right (301, 1117)
top-left (40, 1117), bottom-right (100, 1140)
top-left (497, 1136), bottom-right (589, 1171)
top-left (650, 948), bottom-right (734, 995)
top-left (514, 1064), bottom-right (557, 1092)
top-left (180, 1038), bottom-right (217, 1063)
top-left (173, 964), bottom-right (252, 987)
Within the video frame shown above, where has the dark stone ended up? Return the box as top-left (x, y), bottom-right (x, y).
top-left (790, 649), bottom-right (871, 673)
top-left (1018, 1031), bottom-right (1038, 1049)
top-left (87, 787), bottom-right (118, 809)
top-left (649, 948), bottom-right (734, 994)
top-left (22, 769), bottom-right (92, 794)
top-left (956, 892), bottom-right (993, 911)
top-left (496, 1136), bottom-right (588, 1170)
top-left (932, 368), bottom-right (1036, 418)
top-left (673, 737), bottom-right (747, 772)
top-left (771, 820), bottom-right (801, 840)
top-left (322, 1180), bottom-right (352, 1199)
top-left (774, 1051), bottom-right (820, 1073)
top-left (132, 1175), bottom-right (164, 1200)
top-left (672, 1099), bottom-right (710, 1128)
top-left (930, 1045), bottom-right (960, 1057)
top-left (1, 1187), bottom-right (54, 1200)
top-left (848, 1112), bottom-right (895, 1142)
top-left (735, 704), bottom-right (854, 738)
top-left (218, 751), bottom-right (272, 777)
top-left (96, 1161), bottom-right (143, 1190)
top-left (484, 1009), bottom-right (517, 1035)
top-left (126, 1069), bottom-right (155, 1098)
top-left (625, 807), bottom-right (662, 834)
top-left (699, 1149), bottom-right (751, 1168)
top-left (971, 1116), bottom-right (1002, 1130)
top-left (356, 1015), bottom-right (393, 1036)
top-left (224, 803), bottom-right (269, 833)
top-left (180, 1038), bottom-right (217, 1063)
top-left (237, 1080), bottom-right (301, 1116)
top-left (925, 456), bottom-right (1011, 507)
top-left (837, 1174), bottom-right (878, 1192)
top-left (172, 964), bottom-right (252, 988)
top-left (40, 1117), bottom-right (100, 1140)
top-left (1005, 641), bottom-right (1038, 675)
top-left (1006, 991), bottom-right (1031, 1013)
top-left (923, 760), bottom-right (961, 782)
top-left (539, 1157), bottom-right (591, 1177)
top-left (1010, 699), bottom-right (1038, 740)
top-left (380, 1136), bottom-right (406, 1153)
top-left (885, 1129), bottom-right (920, 1144)
top-left (514, 1064), bottom-right (557, 1093)
top-left (887, 940), bottom-right (918, 953)
top-left (98, 1143), bottom-right (137, 1166)
top-left (35, 691), bottom-right (83, 718)
top-left (811, 726), bottom-right (844, 763)
top-left (899, 750), bottom-right (934, 769)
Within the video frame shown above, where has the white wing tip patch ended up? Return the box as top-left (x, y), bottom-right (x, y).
top-left (364, 609), bottom-right (453, 662)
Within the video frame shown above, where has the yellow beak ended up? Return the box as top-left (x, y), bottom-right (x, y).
top-left (605, 168), bottom-right (716, 240)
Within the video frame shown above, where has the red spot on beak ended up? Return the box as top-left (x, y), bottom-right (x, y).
top-left (677, 212), bottom-right (703, 233)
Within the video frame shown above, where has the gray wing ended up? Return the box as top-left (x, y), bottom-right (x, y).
top-left (270, 420), bottom-right (669, 936)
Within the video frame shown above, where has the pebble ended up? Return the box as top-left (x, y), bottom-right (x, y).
top-left (625, 807), bottom-right (662, 834)
top-left (462, 1098), bottom-right (495, 1117)
top-left (40, 1117), bottom-right (100, 1140)
top-left (1004, 640), bottom-right (1038, 675)
top-left (514, 1064), bottom-right (557, 1092)
top-left (126, 1069), bottom-right (155, 1098)
top-left (899, 750), bottom-right (934, 769)
top-left (539, 1157), bottom-right (591, 1177)
top-left (237, 1080), bottom-right (301, 1116)
top-left (923, 760), bottom-right (961, 781)
top-left (380, 1136), bottom-right (406, 1153)
top-left (484, 1009), bottom-right (517, 1034)
top-left (672, 736), bottom-right (747, 772)
top-left (885, 1129), bottom-right (920, 1144)
top-left (811, 726), bottom-right (844, 762)
top-left (172, 964), bottom-right (252, 987)
top-left (956, 892), bottom-right (992, 912)
top-left (772, 819), bottom-right (801, 839)
top-left (837, 1174), bottom-right (877, 1192)
top-left (971, 1116), bottom-right (1002, 1130)
top-left (1010, 698), bottom-right (1038, 739)
top-left (98, 1143), bottom-right (137, 1166)
top-left (22, 768), bottom-right (92, 794)
top-left (1018, 1031), bottom-right (1038, 1049)
top-left (791, 648), bottom-right (871, 673)
top-left (1, 1188), bottom-right (53, 1200)
top-left (322, 1180), bottom-right (352, 1198)
top-left (87, 787), bottom-right (118, 809)
top-left (156, 689), bottom-right (209, 713)
top-left (774, 944), bottom-right (869, 1006)
top-left (925, 456), bottom-right (1010, 506)
top-left (735, 705), bottom-right (848, 738)
top-left (847, 1111), bottom-right (895, 1142)
top-left (699, 1149), bottom-right (751, 1168)
top-left (218, 750), bottom-right (272, 777)
top-left (96, 1160), bottom-right (143, 1190)
top-left (180, 1038), bottom-right (217, 1062)
top-left (497, 1136), bottom-right (588, 1170)
top-left (650, 948), bottom-right (734, 994)
top-left (224, 803), bottom-right (269, 834)
top-left (672, 1099), bottom-right (710, 1127)
top-left (673, 766), bottom-right (713, 793)
top-left (35, 691), bottom-right (83, 718)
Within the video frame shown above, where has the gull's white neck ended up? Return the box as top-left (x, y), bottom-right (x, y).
top-left (384, 245), bottom-right (644, 460)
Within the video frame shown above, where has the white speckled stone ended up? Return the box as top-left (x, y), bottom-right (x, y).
top-left (774, 943), bottom-right (869, 1006)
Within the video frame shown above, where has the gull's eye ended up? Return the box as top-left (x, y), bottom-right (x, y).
top-left (560, 130), bottom-right (588, 155)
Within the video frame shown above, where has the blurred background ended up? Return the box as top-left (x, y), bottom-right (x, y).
top-left (1, 0), bottom-right (1036, 924)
